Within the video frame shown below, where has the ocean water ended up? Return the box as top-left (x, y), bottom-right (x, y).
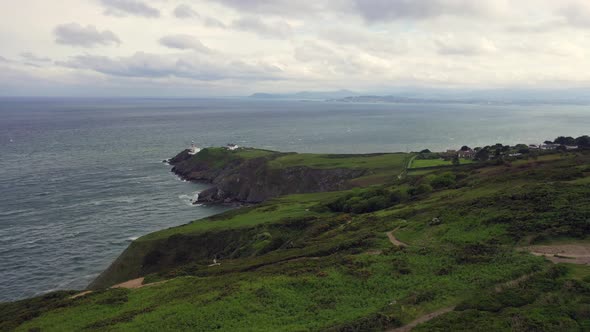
top-left (0, 97), bottom-right (588, 302)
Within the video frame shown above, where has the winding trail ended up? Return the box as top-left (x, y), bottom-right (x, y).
top-left (523, 244), bottom-right (590, 265)
top-left (382, 228), bottom-right (540, 332)
top-left (398, 155), bottom-right (417, 180)
top-left (387, 306), bottom-right (456, 332)
top-left (111, 277), bottom-right (146, 289)
top-left (70, 277), bottom-right (168, 299)
top-left (386, 228), bottom-right (408, 247)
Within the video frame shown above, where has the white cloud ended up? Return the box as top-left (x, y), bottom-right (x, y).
top-left (20, 52), bottom-right (52, 62)
top-left (2, 0), bottom-right (590, 95)
top-left (559, 1), bottom-right (590, 28)
top-left (58, 52), bottom-right (284, 81)
top-left (435, 35), bottom-right (497, 55)
top-left (54, 23), bottom-right (121, 47)
top-left (159, 35), bottom-right (212, 53)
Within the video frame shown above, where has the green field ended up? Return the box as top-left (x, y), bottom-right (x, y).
top-left (3, 150), bottom-right (590, 331)
top-left (409, 158), bottom-right (474, 169)
top-left (268, 152), bottom-right (411, 170)
top-left (140, 192), bottom-right (339, 241)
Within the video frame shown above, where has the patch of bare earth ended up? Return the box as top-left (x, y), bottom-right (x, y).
top-left (69, 290), bottom-right (92, 299)
top-left (69, 277), bottom-right (169, 299)
top-left (524, 244), bottom-right (590, 265)
top-left (112, 277), bottom-right (145, 289)
top-left (387, 307), bottom-right (456, 332)
top-left (386, 228), bottom-right (408, 247)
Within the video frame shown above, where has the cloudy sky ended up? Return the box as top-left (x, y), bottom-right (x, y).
top-left (1, 0), bottom-right (590, 96)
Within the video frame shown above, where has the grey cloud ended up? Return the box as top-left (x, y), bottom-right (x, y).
top-left (203, 17), bottom-right (227, 28)
top-left (159, 35), bottom-right (212, 53)
top-left (172, 4), bottom-right (226, 28)
top-left (54, 23), bottom-right (121, 47)
top-left (209, 0), bottom-right (504, 22)
top-left (58, 52), bottom-right (283, 81)
top-left (351, 0), bottom-right (504, 22)
top-left (231, 17), bottom-right (292, 38)
top-left (174, 4), bottom-right (199, 18)
top-left (20, 52), bottom-right (51, 62)
top-left (208, 0), bottom-right (324, 16)
top-left (100, 0), bottom-right (160, 18)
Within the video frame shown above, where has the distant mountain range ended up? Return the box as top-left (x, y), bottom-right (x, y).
top-left (249, 88), bottom-right (590, 105)
top-left (249, 90), bottom-right (359, 100)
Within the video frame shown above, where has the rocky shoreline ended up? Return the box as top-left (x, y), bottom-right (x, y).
top-left (167, 148), bottom-right (366, 204)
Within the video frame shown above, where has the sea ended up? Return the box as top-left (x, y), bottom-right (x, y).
top-left (0, 97), bottom-right (589, 302)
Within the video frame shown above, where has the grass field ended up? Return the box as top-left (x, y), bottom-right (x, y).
top-left (234, 148), bottom-right (278, 160)
top-left (268, 153), bottom-right (411, 170)
top-left (140, 192), bottom-right (340, 241)
top-left (409, 158), bottom-right (474, 169)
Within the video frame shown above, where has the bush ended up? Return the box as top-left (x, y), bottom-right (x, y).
top-left (408, 184), bottom-right (432, 196)
top-left (430, 172), bottom-right (456, 189)
top-left (326, 188), bottom-right (406, 214)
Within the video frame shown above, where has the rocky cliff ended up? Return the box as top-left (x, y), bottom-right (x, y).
top-left (169, 148), bottom-right (367, 204)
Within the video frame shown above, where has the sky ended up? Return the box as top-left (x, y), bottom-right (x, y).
top-left (1, 0), bottom-right (590, 96)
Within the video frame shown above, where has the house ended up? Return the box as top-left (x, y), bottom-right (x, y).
top-left (226, 143), bottom-right (239, 151)
top-left (540, 144), bottom-right (560, 150)
top-left (457, 149), bottom-right (476, 159)
top-left (440, 149), bottom-right (457, 160)
top-left (528, 144), bottom-right (540, 150)
top-left (565, 145), bottom-right (579, 150)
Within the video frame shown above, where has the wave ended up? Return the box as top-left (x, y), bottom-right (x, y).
top-left (178, 192), bottom-right (200, 206)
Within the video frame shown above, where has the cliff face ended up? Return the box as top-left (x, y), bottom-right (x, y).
top-left (169, 149), bottom-right (366, 204)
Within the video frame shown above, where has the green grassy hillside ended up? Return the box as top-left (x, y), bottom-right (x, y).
top-left (3, 150), bottom-right (590, 331)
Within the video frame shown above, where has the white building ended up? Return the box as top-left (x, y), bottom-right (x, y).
top-left (226, 144), bottom-right (239, 151)
top-left (188, 141), bottom-right (201, 155)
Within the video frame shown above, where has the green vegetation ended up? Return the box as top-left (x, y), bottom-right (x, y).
top-left (410, 158), bottom-right (473, 169)
top-left (268, 152), bottom-right (410, 171)
top-left (3, 146), bottom-right (590, 331)
top-left (416, 265), bottom-right (590, 331)
top-left (140, 192), bottom-right (336, 241)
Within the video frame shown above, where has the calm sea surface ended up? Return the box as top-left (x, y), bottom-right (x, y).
top-left (0, 97), bottom-right (588, 301)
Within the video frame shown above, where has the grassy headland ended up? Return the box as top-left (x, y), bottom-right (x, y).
top-left (2, 139), bottom-right (590, 331)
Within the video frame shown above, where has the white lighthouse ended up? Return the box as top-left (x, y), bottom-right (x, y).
top-left (188, 141), bottom-right (201, 155)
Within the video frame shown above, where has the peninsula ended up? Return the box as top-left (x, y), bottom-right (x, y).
top-left (3, 136), bottom-right (590, 331)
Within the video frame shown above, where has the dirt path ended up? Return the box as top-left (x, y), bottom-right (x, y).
top-left (386, 306), bottom-right (455, 332)
top-left (384, 267), bottom-right (535, 331)
top-left (523, 244), bottom-right (590, 265)
top-left (69, 290), bottom-right (92, 299)
top-left (112, 277), bottom-right (145, 289)
top-left (70, 277), bottom-right (169, 299)
top-left (398, 155), bottom-right (417, 180)
top-left (386, 228), bottom-right (408, 247)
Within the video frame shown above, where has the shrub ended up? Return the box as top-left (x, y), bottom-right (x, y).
top-left (408, 184), bottom-right (432, 196)
top-left (430, 172), bottom-right (456, 189)
top-left (325, 188), bottom-right (406, 214)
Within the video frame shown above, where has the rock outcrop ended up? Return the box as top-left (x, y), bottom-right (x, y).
top-left (169, 149), bottom-right (366, 204)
